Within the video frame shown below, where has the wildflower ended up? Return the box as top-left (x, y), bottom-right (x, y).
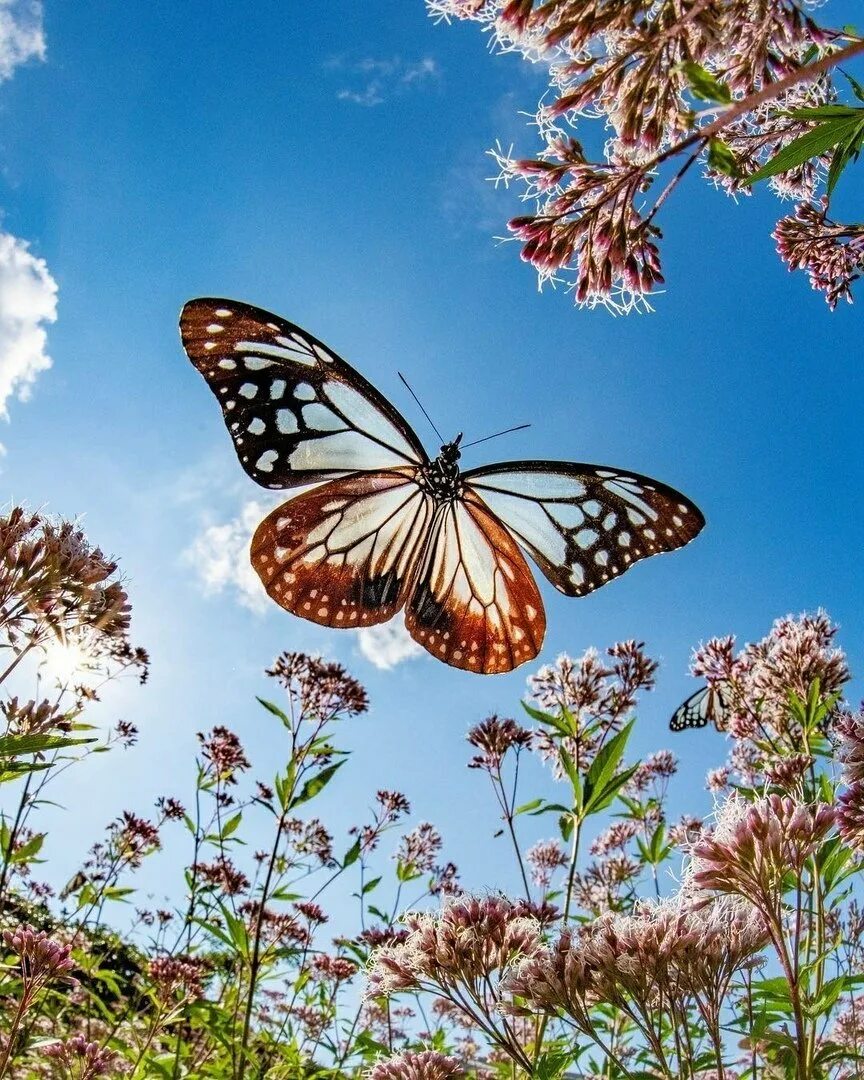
top-left (430, 861), bottom-right (461, 896)
top-left (774, 201), bottom-right (864, 309)
top-left (149, 955), bottom-right (207, 999)
top-left (377, 789), bottom-right (411, 819)
top-left (764, 754), bottom-right (812, 791)
top-left (266, 651), bottom-right (369, 720)
top-left (526, 839), bottom-right (567, 888)
top-left (706, 766), bottom-right (731, 793)
top-left (367, 894), bottom-right (541, 999)
top-left (294, 900), bottom-right (328, 925)
top-left (691, 793), bottom-right (836, 909)
top-left (194, 856), bottom-right (250, 895)
top-left (367, 1049), bottom-right (464, 1079)
top-left (42, 1036), bottom-right (116, 1077)
top-left (396, 823), bottom-right (442, 875)
top-left (466, 715), bottom-right (532, 770)
top-left (285, 816), bottom-right (335, 866)
top-left (4, 925), bottom-right (74, 985)
top-left (693, 612), bottom-right (849, 784)
top-left (1, 697), bottom-right (65, 735)
top-left (156, 796), bottom-right (185, 821)
top-left (667, 816), bottom-right (703, 848)
top-left (626, 749), bottom-right (677, 793)
top-left (115, 719), bottom-right (138, 746)
top-left (197, 725), bottom-right (250, 783)
top-left (590, 819), bottom-right (639, 856)
top-left (311, 953), bottom-right (358, 983)
top-left (571, 855), bottom-right (640, 915)
top-left (836, 709), bottom-right (864, 784)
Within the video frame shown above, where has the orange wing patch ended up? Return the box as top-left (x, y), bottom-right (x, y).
top-left (251, 471), bottom-right (433, 629)
top-left (404, 491), bottom-right (546, 674)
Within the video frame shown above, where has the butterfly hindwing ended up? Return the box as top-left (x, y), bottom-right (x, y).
top-left (669, 684), bottom-right (727, 732)
top-left (180, 298), bottom-right (428, 489)
top-left (404, 491), bottom-right (546, 674)
top-left (250, 470), bottom-right (434, 628)
top-left (463, 461), bottom-right (705, 597)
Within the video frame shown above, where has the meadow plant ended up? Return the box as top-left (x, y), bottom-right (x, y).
top-left (2, 509), bottom-right (864, 1078)
top-left (427, 0), bottom-right (864, 312)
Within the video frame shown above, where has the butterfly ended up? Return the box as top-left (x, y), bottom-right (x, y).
top-left (669, 683), bottom-right (729, 732)
top-left (180, 298), bottom-right (705, 674)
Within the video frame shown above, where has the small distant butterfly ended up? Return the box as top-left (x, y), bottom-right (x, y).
top-left (669, 683), bottom-right (729, 732)
top-left (180, 298), bottom-right (705, 674)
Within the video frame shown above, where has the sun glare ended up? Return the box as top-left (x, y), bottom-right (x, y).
top-left (43, 639), bottom-right (93, 685)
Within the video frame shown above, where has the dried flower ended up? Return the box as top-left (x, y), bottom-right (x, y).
top-left (194, 855), bottom-right (250, 896)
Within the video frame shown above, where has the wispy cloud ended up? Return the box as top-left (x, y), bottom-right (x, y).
top-left (185, 498), bottom-right (425, 671)
top-left (328, 55), bottom-right (439, 107)
top-left (357, 623), bottom-right (423, 670)
top-left (0, 0), bottom-right (45, 82)
top-left (184, 498), bottom-right (275, 614)
top-left (0, 231), bottom-right (57, 426)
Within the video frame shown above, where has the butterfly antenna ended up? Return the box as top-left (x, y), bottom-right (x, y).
top-left (461, 423), bottom-right (531, 449)
top-left (398, 372), bottom-right (445, 444)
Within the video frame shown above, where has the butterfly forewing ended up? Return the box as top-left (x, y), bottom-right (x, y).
top-left (404, 492), bottom-right (546, 674)
top-left (463, 462), bottom-right (705, 597)
top-left (251, 470), bottom-right (434, 628)
top-left (669, 685), bottom-right (727, 732)
top-left (180, 298), bottom-right (428, 488)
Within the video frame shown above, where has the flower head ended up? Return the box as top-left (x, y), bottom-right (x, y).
top-left (367, 1050), bottom-right (464, 1079)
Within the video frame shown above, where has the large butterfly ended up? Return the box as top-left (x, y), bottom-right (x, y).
top-left (669, 684), bottom-right (729, 732)
top-left (180, 298), bottom-right (705, 674)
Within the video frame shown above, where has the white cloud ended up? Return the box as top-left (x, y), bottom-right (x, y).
top-left (358, 622), bottom-right (424, 670)
top-left (329, 55), bottom-right (439, 107)
top-left (184, 498), bottom-right (274, 613)
top-left (0, 0), bottom-right (45, 82)
top-left (186, 498), bottom-right (426, 671)
top-left (0, 230), bottom-right (57, 422)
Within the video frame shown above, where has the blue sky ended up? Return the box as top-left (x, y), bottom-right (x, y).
top-left (1, 1), bottom-right (862, 918)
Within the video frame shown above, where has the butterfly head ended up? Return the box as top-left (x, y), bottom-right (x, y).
top-left (439, 433), bottom-right (463, 465)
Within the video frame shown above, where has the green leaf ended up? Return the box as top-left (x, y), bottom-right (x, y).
top-left (742, 115), bottom-right (864, 186)
top-left (515, 798), bottom-right (544, 815)
top-left (0, 733), bottom-right (94, 757)
top-left (583, 763), bottom-right (640, 816)
top-left (220, 811), bottom-right (242, 839)
top-left (707, 137), bottom-right (740, 178)
top-left (846, 70), bottom-right (864, 104)
top-left (786, 105), bottom-right (863, 120)
top-left (582, 720), bottom-right (634, 816)
top-left (522, 701), bottom-right (573, 737)
top-left (256, 696), bottom-right (291, 729)
top-left (681, 62), bottom-right (732, 104)
top-left (9, 831), bottom-right (44, 863)
top-left (290, 761), bottom-right (345, 809)
top-left (341, 837), bottom-right (361, 869)
top-left (362, 875), bottom-right (382, 895)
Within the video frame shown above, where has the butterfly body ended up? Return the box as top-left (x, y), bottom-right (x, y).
top-left (180, 297), bottom-right (706, 674)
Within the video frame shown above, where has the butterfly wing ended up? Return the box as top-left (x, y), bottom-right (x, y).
top-left (180, 298), bottom-right (428, 488)
top-left (462, 461), bottom-right (704, 597)
top-left (669, 685), bottom-right (726, 732)
top-left (251, 470), bottom-right (435, 628)
top-left (404, 491), bottom-right (546, 674)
